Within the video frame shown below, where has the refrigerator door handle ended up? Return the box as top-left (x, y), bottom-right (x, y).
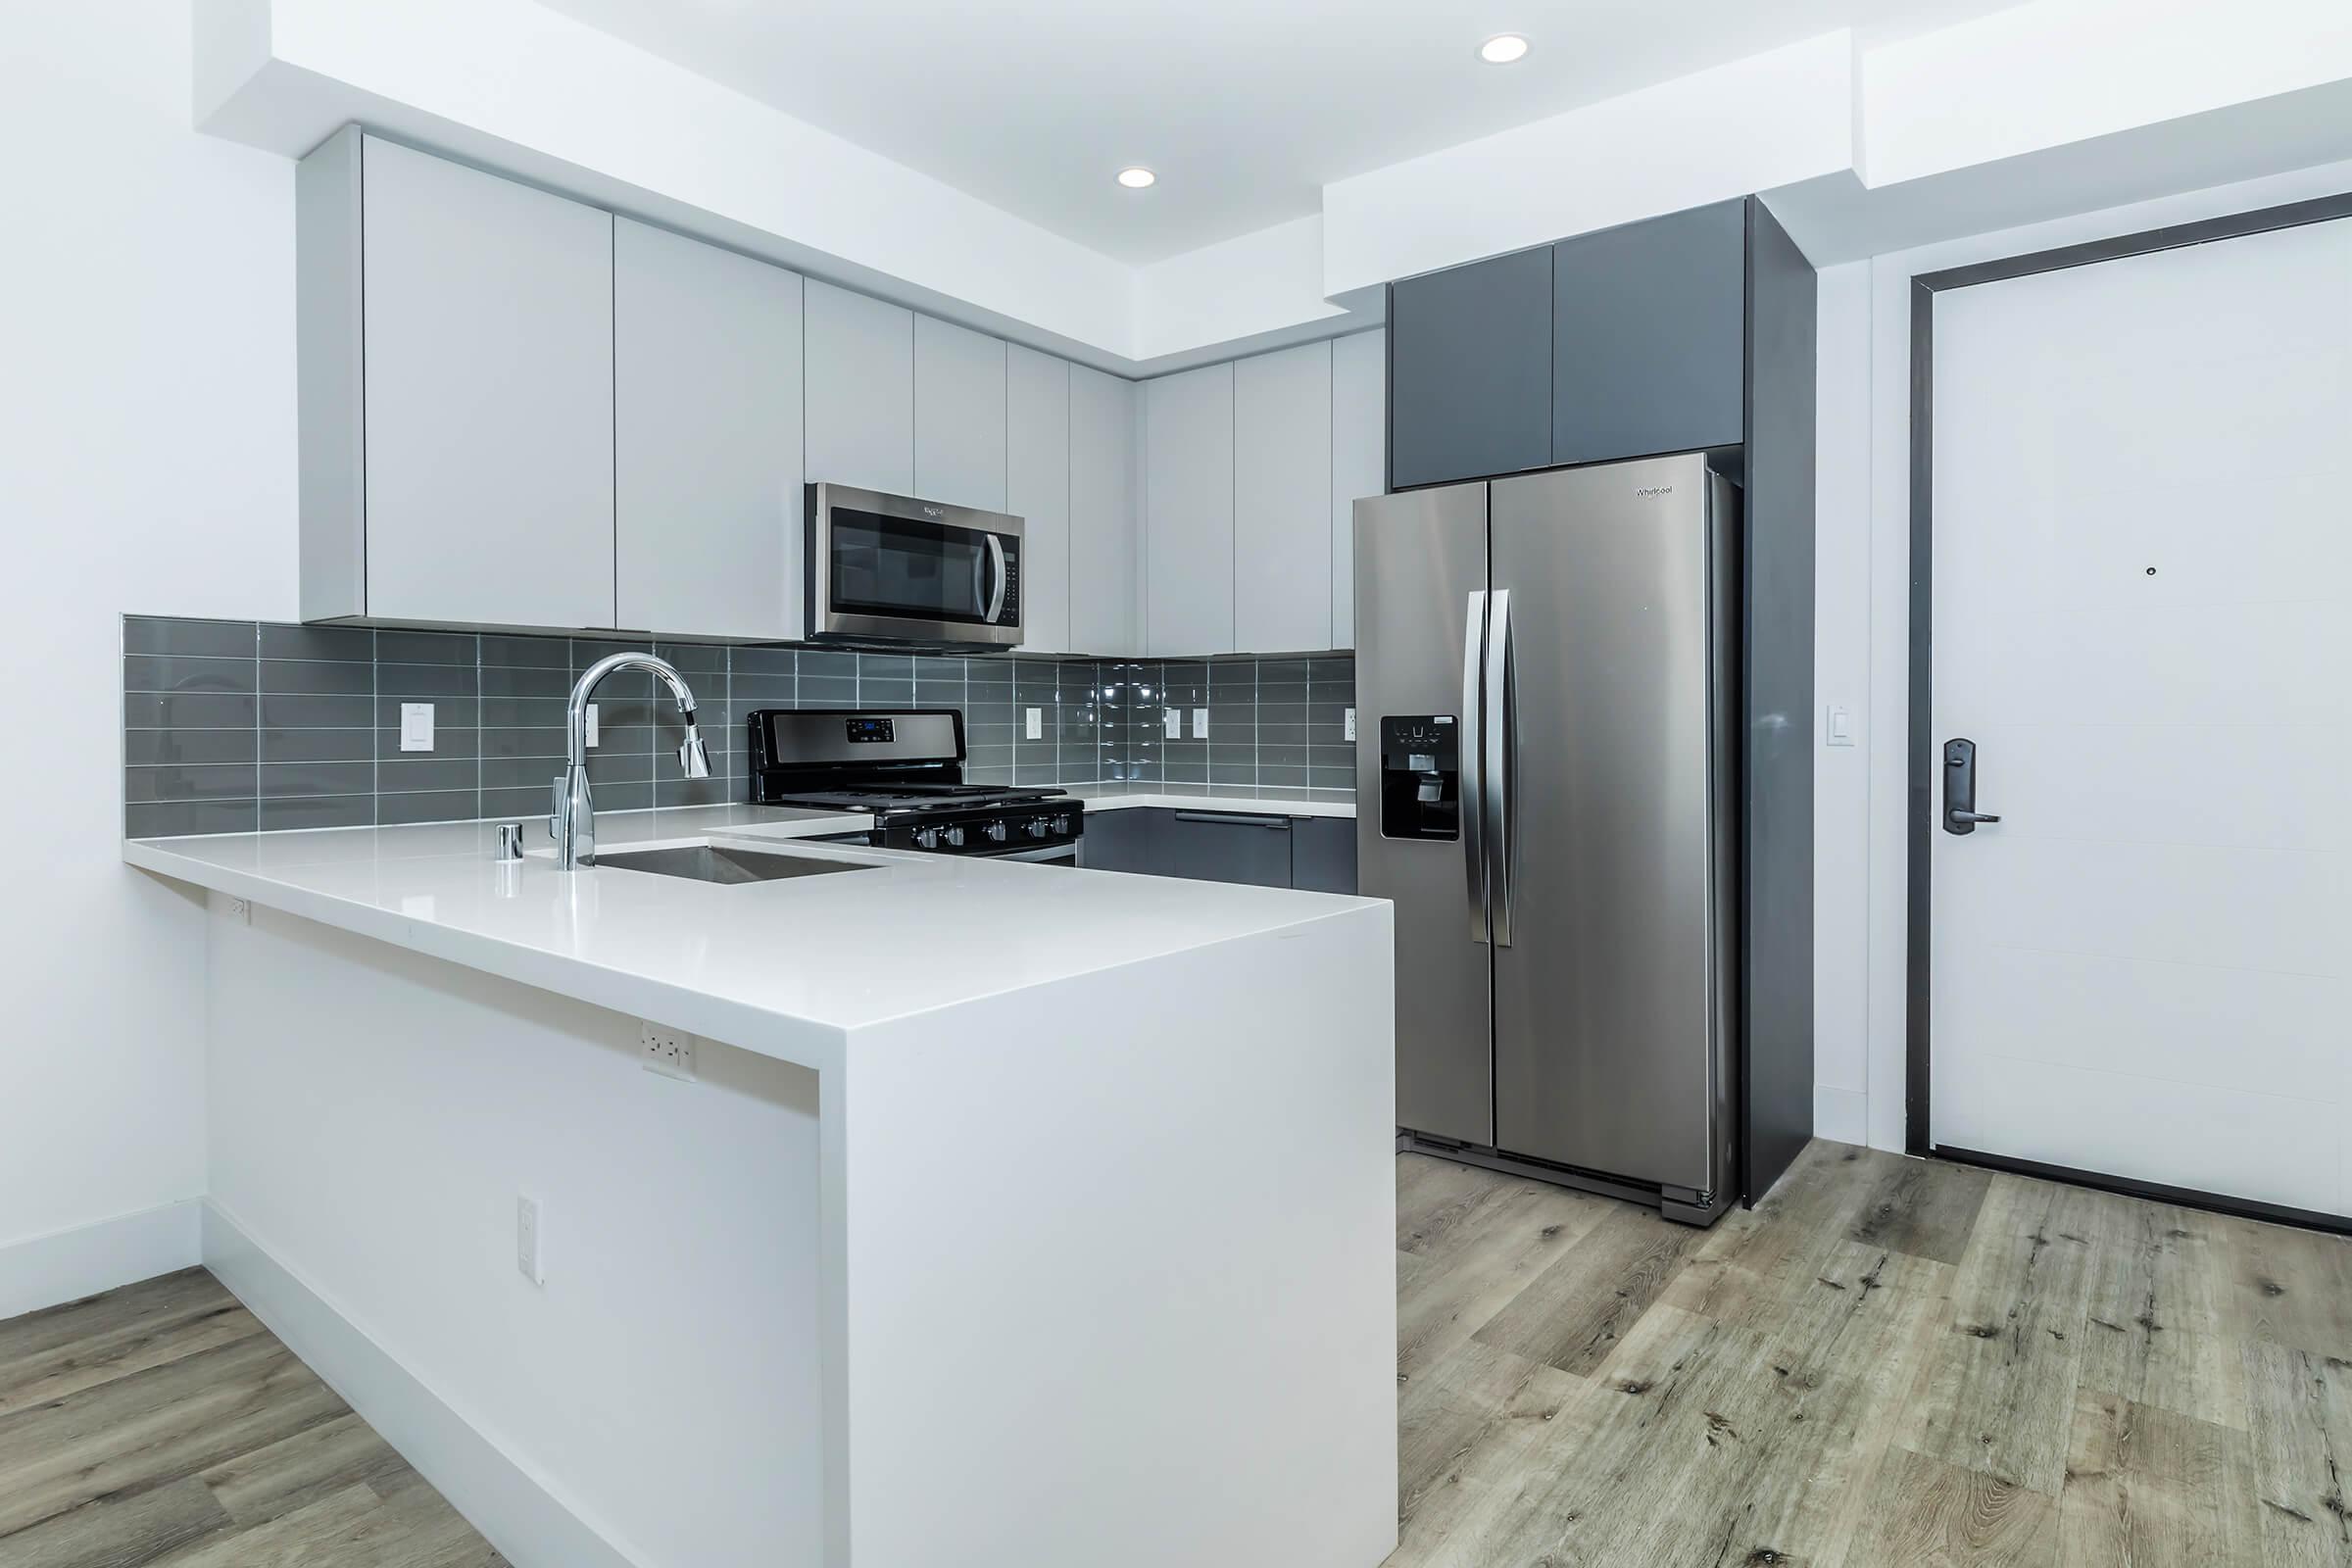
top-left (1486, 588), bottom-right (1514, 948)
top-left (1462, 589), bottom-right (1490, 945)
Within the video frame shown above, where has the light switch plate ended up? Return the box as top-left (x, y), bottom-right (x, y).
top-left (399, 703), bottom-right (433, 753)
top-left (516, 1195), bottom-right (544, 1286)
top-left (1025, 707), bottom-right (1044, 740)
top-left (1163, 709), bottom-right (1182, 740)
top-left (1344, 707), bottom-right (1356, 742)
top-left (584, 704), bottom-right (599, 749)
top-left (1192, 708), bottom-right (1209, 738)
top-left (1826, 705), bottom-right (1855, 748)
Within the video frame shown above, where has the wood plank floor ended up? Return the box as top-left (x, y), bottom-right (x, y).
top-left (1388, 1140), bottom-right (2352, 1568)
top-left (5, 1142), bottom-right (2346, 1566)
top-left (0, 1267), bottom-right (505, 1567)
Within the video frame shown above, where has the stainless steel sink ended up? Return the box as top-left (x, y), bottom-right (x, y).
top-left (592, 845), bottom-right (875, 886)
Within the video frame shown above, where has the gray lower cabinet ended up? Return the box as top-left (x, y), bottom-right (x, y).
top-left (1079, 808), bottom-right (1357, 894)
top-left (1551, 199), bottom-right (1746, 466)
top-left (613, 218), bottom-right (804, 640)
top-left (299, 128), bottom-right (616, 628)
top-left (1160, 810), bottom-right (1293, 888)
top-left (1387, 246), bottom-right (1553, 491)
top-left (1288, 816), bottom-right (1358, 894)
top-left (1076, 806), bottom-right (1156, 873)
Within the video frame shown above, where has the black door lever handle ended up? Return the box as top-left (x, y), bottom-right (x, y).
top-left (1941, 739), bottom-right (1999, 835)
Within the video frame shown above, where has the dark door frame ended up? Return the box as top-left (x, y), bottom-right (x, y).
top-left (1905, 188), bottom-right (2352, 1234)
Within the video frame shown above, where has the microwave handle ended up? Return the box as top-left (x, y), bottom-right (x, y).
top-left (984, 534), bottom-right (1008, 624)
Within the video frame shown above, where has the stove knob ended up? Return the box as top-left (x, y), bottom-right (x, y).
top-left (1050, 814), bottom-right (1071, 835)
top-left (914, 827), bottom-right (940, 851)
top-left (1024, 818), bottom-right (1049, 839)
top-left (983, 821), bottom-right (1008, 844)
top-left (943, 825), bottom-right (965, 849)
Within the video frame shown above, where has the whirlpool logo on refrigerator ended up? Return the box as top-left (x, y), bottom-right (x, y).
top-left (1635, 486), bottom-right (1676, 498)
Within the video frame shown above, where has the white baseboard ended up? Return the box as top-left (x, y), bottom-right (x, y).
top-left (1813, 1085), bottom-right (1870, 1148)
top-left (201, 1201), bottom-right (641, 1568)
top-left (0, 1199), bottom-right (200, 1320)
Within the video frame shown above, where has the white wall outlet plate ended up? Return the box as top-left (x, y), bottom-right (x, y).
top-left (516, 1194), bottom-right (544, 1285)
top-left (641, 1020), bottom-right (696, 1082)
top-left (584, 703), bottom-right (600, 749)
top-left (1344, 707), bottom-right (1356, 742)
top-left (1025, 707), bottom-right (1044, 740)
top-left (399, 702), bottom-right (434, 752)
top-left (1163, 709), bottom-right (1182, 740)
top-left (1192, 708), bottom-right (1209, 738)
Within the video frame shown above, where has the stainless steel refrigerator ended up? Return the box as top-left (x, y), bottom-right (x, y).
top-left (1355, 451), bottom-right (1740, 1224)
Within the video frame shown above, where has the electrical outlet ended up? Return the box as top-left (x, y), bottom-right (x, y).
top-left (399, 702), bottom-right (434, 752)
top-left (1192, 708), bottom-right (1209, 738)
top-left (584, 703), bottom-right (600, 749)
top-left (1344, 707), bottom-right (1356, 742)
top-left (516, 1195), bottom-right (544, 1285)
top-left (1162, 708), bottom-right (1182, 740)
top-left (641, 1020), bottom-right (696, 1082)
top-left (1025, 707), bottom-right (1044, 740)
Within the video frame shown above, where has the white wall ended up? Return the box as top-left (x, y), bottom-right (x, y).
top-left (0, 0), bottom-right (297, 1292)
top-left (1810, 151), bottom-right (2352, 1152)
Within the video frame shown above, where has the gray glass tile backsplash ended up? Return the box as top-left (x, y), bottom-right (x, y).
top-left (122, 616), bottom-right (1355, 836)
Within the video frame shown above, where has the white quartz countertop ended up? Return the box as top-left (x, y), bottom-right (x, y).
top-left (122, 804), bottom-right (1374, 1068)
top-left (1066, 786), bottom-right (1354, 818)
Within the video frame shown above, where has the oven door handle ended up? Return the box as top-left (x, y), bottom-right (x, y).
top-left (983, 534), bottom-right (1008, 624)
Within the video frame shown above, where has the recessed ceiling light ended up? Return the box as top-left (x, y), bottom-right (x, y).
top-left (1116, 167), bottom-right (1157, 189)
top-left (1479, 33), bottom-right (1531, 65)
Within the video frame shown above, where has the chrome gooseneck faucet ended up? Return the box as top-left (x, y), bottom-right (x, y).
top-left (551, 652), bottom-right (711, 869)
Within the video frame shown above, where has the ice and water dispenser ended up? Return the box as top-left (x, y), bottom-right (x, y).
top-left (1378, 715), bottom-right (1460, 840)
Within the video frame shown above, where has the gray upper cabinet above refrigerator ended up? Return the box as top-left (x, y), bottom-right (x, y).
top-left (1386, 246), bottom-right (1553, 490)
top-left (1551, 199), bottom-right (1746, 466)
top-left (613, 219), bottom-right (804, 641)
top-left (298, 128), bottom-right (616, 629)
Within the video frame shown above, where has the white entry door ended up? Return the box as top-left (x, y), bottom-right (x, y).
top-left (1928, 214), bottom-right (2352, 1217)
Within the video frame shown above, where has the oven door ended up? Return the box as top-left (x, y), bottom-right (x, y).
top-left (808, 483), bottom-right (1023, 647)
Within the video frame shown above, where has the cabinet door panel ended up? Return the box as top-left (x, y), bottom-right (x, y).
top-left (1290, 816), bottom-right (1357, 894)
top-left (914, 316), bottom-right (1008, 510)
top-left (1077, 806), bottom-right (1156, 872)
top-left (1388, 247), bottom-right (1552, 490)
top-left (1234, 343), bottom-right (1332, 654)
top-left (1145, 364), bottom-right (1236, 657)
top-left (1160, 811), bottom-right (1293, 887)
top-left (1328, 329), bottom-right (1385, 649)
top-left (1069, 367), bottom-right (1139, 656)
top-left (360, 137), bottom-right (615, 627)
top-left (613, 219), bottom-right (803, 640)
top-left (1007, 346), bottom-right (1072, 654)
top-left (805, 280), bottom-right (913, 494)
top-left (1551, 199), bottom-right (1746, 466)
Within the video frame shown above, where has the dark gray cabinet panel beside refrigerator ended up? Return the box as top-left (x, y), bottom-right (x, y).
top-left (1376, 195), bottom-right (1817, 1215)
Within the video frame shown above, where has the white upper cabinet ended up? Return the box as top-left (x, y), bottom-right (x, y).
top-left (1007, 346), bottom-right (1072, 654)
top-left (1234, 343), bottom-right (1333, 654)
top-left (1145, 363), bottom-right (1236, 657)
top-left (1069, 366), bottom-right (1141, 656)
top-left (914, 316), bottom-right (1008, 511)
top-left (805, 279), bottom-right (913, 495)
top-left (613, 219), bottom-right (804, 641)
top-left (1329, 329), bottom-right (1386, 649)
top-left (301, 130), bottom-right (617, 629)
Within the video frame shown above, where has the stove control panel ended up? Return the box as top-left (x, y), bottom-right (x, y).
top-left (873, 805), bottom-right (1082, 858)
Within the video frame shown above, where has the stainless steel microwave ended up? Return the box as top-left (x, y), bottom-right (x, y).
top-left (806, 483), bottom-right (1024, 648)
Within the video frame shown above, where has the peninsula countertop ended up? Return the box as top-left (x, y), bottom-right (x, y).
top-left (122, 803), bottom-right (1375, 1070)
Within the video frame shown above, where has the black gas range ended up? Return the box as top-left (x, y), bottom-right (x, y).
top-left (746, 709), bottom-right (1081, 862)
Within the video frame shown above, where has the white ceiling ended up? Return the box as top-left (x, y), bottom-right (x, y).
top-left (532, 0), bottom-right (2023, 265)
